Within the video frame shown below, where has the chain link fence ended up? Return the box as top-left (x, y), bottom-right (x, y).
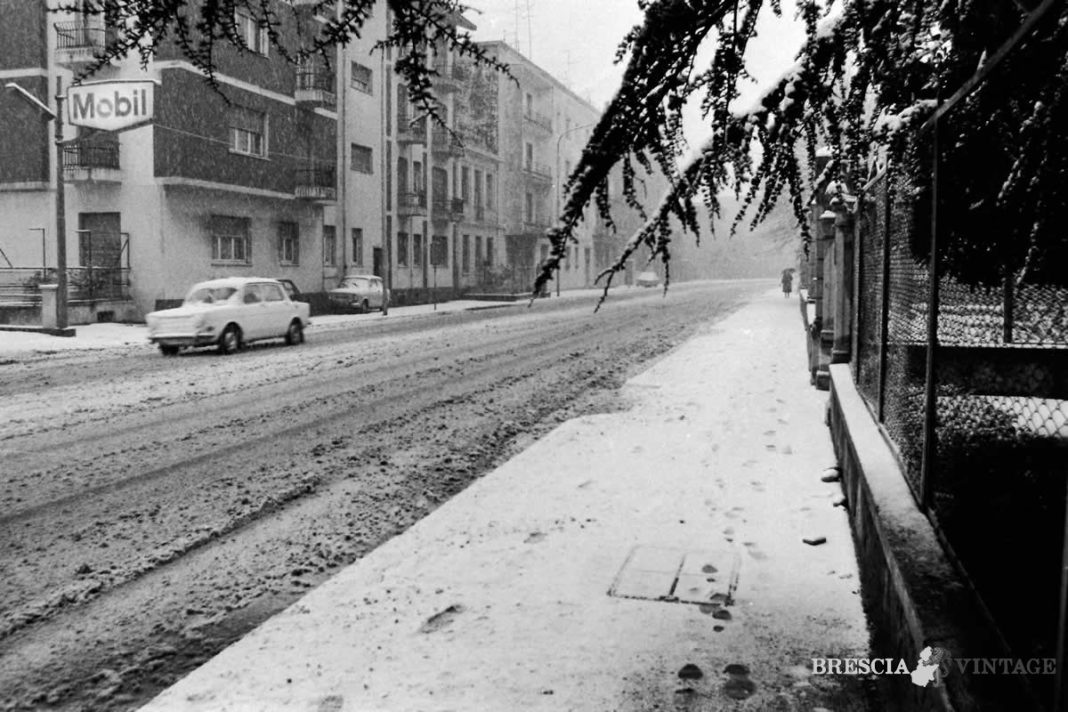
top-left (851, 20), bottom-right (1067, 708)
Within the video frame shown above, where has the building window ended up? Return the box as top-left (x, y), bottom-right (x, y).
top-left (474, 169), bottom-right (482, 208)
top-left (386, 143), bottom-right (392, 210)
top-left (475, 235), bottom-right (483, 267)
top-left (413, 233), bottom-right (423, 267)
top-left (352, 227), bottom-right (364, 267)
top-left (462, 234), bottom-right (470, 273)
top-left (486, 237), bottom-right (495, 266)
top-left (351, 62), bottom-right (373, 93)
top-left (524, 143), bottom-right (533, 170)
top-left (486, 172), bottom-right (495, 209)
top-left (235, 9), bottom-right (268, 55)
top-left (229, 106), bottom-right (266, 157)
top-left (211, 215), bottom-right (251, 264)
top-left (278, 221), bottom-right (299, 265)
top-left (397, 231), bottom-right (409, 266)
top-left (525, 192), bottom-right (534, 223)
top-left (431, 235), bottom-right (448, 267)
top-left (323, 225), bottom-right (336, 267)
top-left (461, 166), bottom-right (470, 202)
top-left (351, 143), bottom-right (373, 174)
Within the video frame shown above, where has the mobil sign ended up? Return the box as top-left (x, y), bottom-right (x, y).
top-left (67, 79), bottom-right (156, 131)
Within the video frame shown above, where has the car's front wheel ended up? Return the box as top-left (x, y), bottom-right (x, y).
top-left (218, 324), bottom-right (241, 355)
top-left (285, 319), bottom-right (304, 346)
top-left (159, 344), bottom-right (180, 356)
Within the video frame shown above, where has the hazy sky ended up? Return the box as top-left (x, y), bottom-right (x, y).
top-left (468, 0), bottom-right (808, 141)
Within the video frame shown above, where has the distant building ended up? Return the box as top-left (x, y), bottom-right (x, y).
top-left (478, 41), bottom-right (600, 293)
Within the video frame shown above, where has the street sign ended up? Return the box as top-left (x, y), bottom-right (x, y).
top-left (67, 79), bottom-right (155, 131)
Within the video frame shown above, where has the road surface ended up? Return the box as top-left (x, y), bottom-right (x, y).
top-left (0, 280), bottom-right (767, 711)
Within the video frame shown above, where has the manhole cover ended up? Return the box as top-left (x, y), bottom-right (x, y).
top-left (608, 546), bottom-right (740, 605)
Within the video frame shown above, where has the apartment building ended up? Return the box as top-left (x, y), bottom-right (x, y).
top-left (0, 3), bottom-right (601, 322)
top-left (478, 41), bottom-right (600, 293)
top-left (0, 0), bottom-right (339, 319)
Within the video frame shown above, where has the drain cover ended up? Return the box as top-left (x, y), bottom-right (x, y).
top-left (608, 546), bottom-right (740, 605)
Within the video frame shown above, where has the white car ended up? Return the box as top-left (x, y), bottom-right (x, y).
top-left (146, 277), bottom-right (312, 355)
top-left (328, 274), bottom-right (389, 313)
top-left (636, 270), bottom-right (660, 287)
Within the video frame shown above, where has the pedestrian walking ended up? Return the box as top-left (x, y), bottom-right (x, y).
top-left (781, 268), bottom-right (793, 297)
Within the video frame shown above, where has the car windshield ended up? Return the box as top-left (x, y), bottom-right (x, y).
top-left (342, 279), bottom-right (370, 289)
top-left (184, 286), bottom-right (238, 306)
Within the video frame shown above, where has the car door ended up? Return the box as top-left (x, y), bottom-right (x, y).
top-left (259, 282), bottom-right (290, 337)
top-left (239, 283), bottom-right (268, 340)
top-left (369, 277), bottom-right (384, 308)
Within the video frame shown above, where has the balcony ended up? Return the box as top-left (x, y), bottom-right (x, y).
top-left (431, 127), bottom-right (465, 158)
top-left (397, 113), bottom-right (427, 145)
top-left (475, 205), bottom-right (498, 225)
top-left (62, 141), bottom-right (121, 182)
top-left (431, 59), bottom-right (468, 93)
top-left (523, 161), bottom-right (553, 185)
top-left (291, 0), bottom-right (336, 13)
top-left (294, 165), bottom-right (336, 202)
top-left (398, 191), bottom-right (427, 217)
top-left (522, 219), bottom-right (552, 236)
top-left (295, 64), bottom-right (336, 109)
top-left (431, 196), bottom-right (463, 224)
top-left (54, 21), bottom-right (114, 68)
top-left (523, 109), bottom-right (553, 132)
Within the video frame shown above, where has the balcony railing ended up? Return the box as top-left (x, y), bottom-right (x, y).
top-left (295, 65), bottom-right (336, 108)
top-left (451, 197), bottom-right (465, 218)
top-left (523, 219), bottom-right (552, 235)
top-left (54, 22), bottom-right (114, 65)
top-left (291, 0), bottom-right (336, 12)
top-left (398, 191), bottom-right (427, 217)
top-left (523, 109), bottom-right (553, 131)
top-left (294, 165), bottom-right (336, 201)
top-left (431, 127), bottom-right (464, 158)
top-left (431, 59), bottom-right (468, 92)
top-left (397, 113), bottom-right (427, 144)
top-left (62, 141), bottom-right (121, 181)
top-left (523, 161), bottom-right (553, 182)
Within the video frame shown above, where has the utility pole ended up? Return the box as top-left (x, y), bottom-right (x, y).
top-left (54, 77), bottom-right (68, 329)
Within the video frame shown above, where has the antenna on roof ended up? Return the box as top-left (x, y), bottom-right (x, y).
top-left (526, 0), bottom-right (534, 59)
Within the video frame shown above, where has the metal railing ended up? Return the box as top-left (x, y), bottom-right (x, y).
top-left (294, 165), bottom-right (336, 199)
top-left (62, 142), bottom-right (119, 171)
top-left (523, 161), bottom-right (553, 181)
top-left (0, 266), bottom-right (130, 304)
top-left (54, 21), bottom-right (109, 50)
top-left (523, 109), bottom-right (553, 131)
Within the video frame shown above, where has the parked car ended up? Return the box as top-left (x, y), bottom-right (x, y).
top-left (328, 274), bottom-right (389, 313)
top-left (636, 270), bottom-right (660, 288)
top-left (145, 277), bottom-right (312, 356)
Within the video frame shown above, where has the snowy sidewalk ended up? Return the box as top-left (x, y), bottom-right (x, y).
top-left (141, 288), bottom-right (873, 712)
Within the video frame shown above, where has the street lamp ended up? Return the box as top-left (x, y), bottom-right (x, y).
top-left (554, 121), bottom-right (597, 296)
top-left (6, 79), bottom-right (68, 330)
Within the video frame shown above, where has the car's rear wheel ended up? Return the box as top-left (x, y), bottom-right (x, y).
top-left (159, 344), bottom-right (180, 356)
top-left (285, 319), bottom-right (304, 346)
top-left (218, 324), bottom-right (241, 355)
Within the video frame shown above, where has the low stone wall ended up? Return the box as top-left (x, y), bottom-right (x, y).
top-left (0, 299), bottom-right (139, 326)
top-left (828, 364), bottom-right (1038, 711)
